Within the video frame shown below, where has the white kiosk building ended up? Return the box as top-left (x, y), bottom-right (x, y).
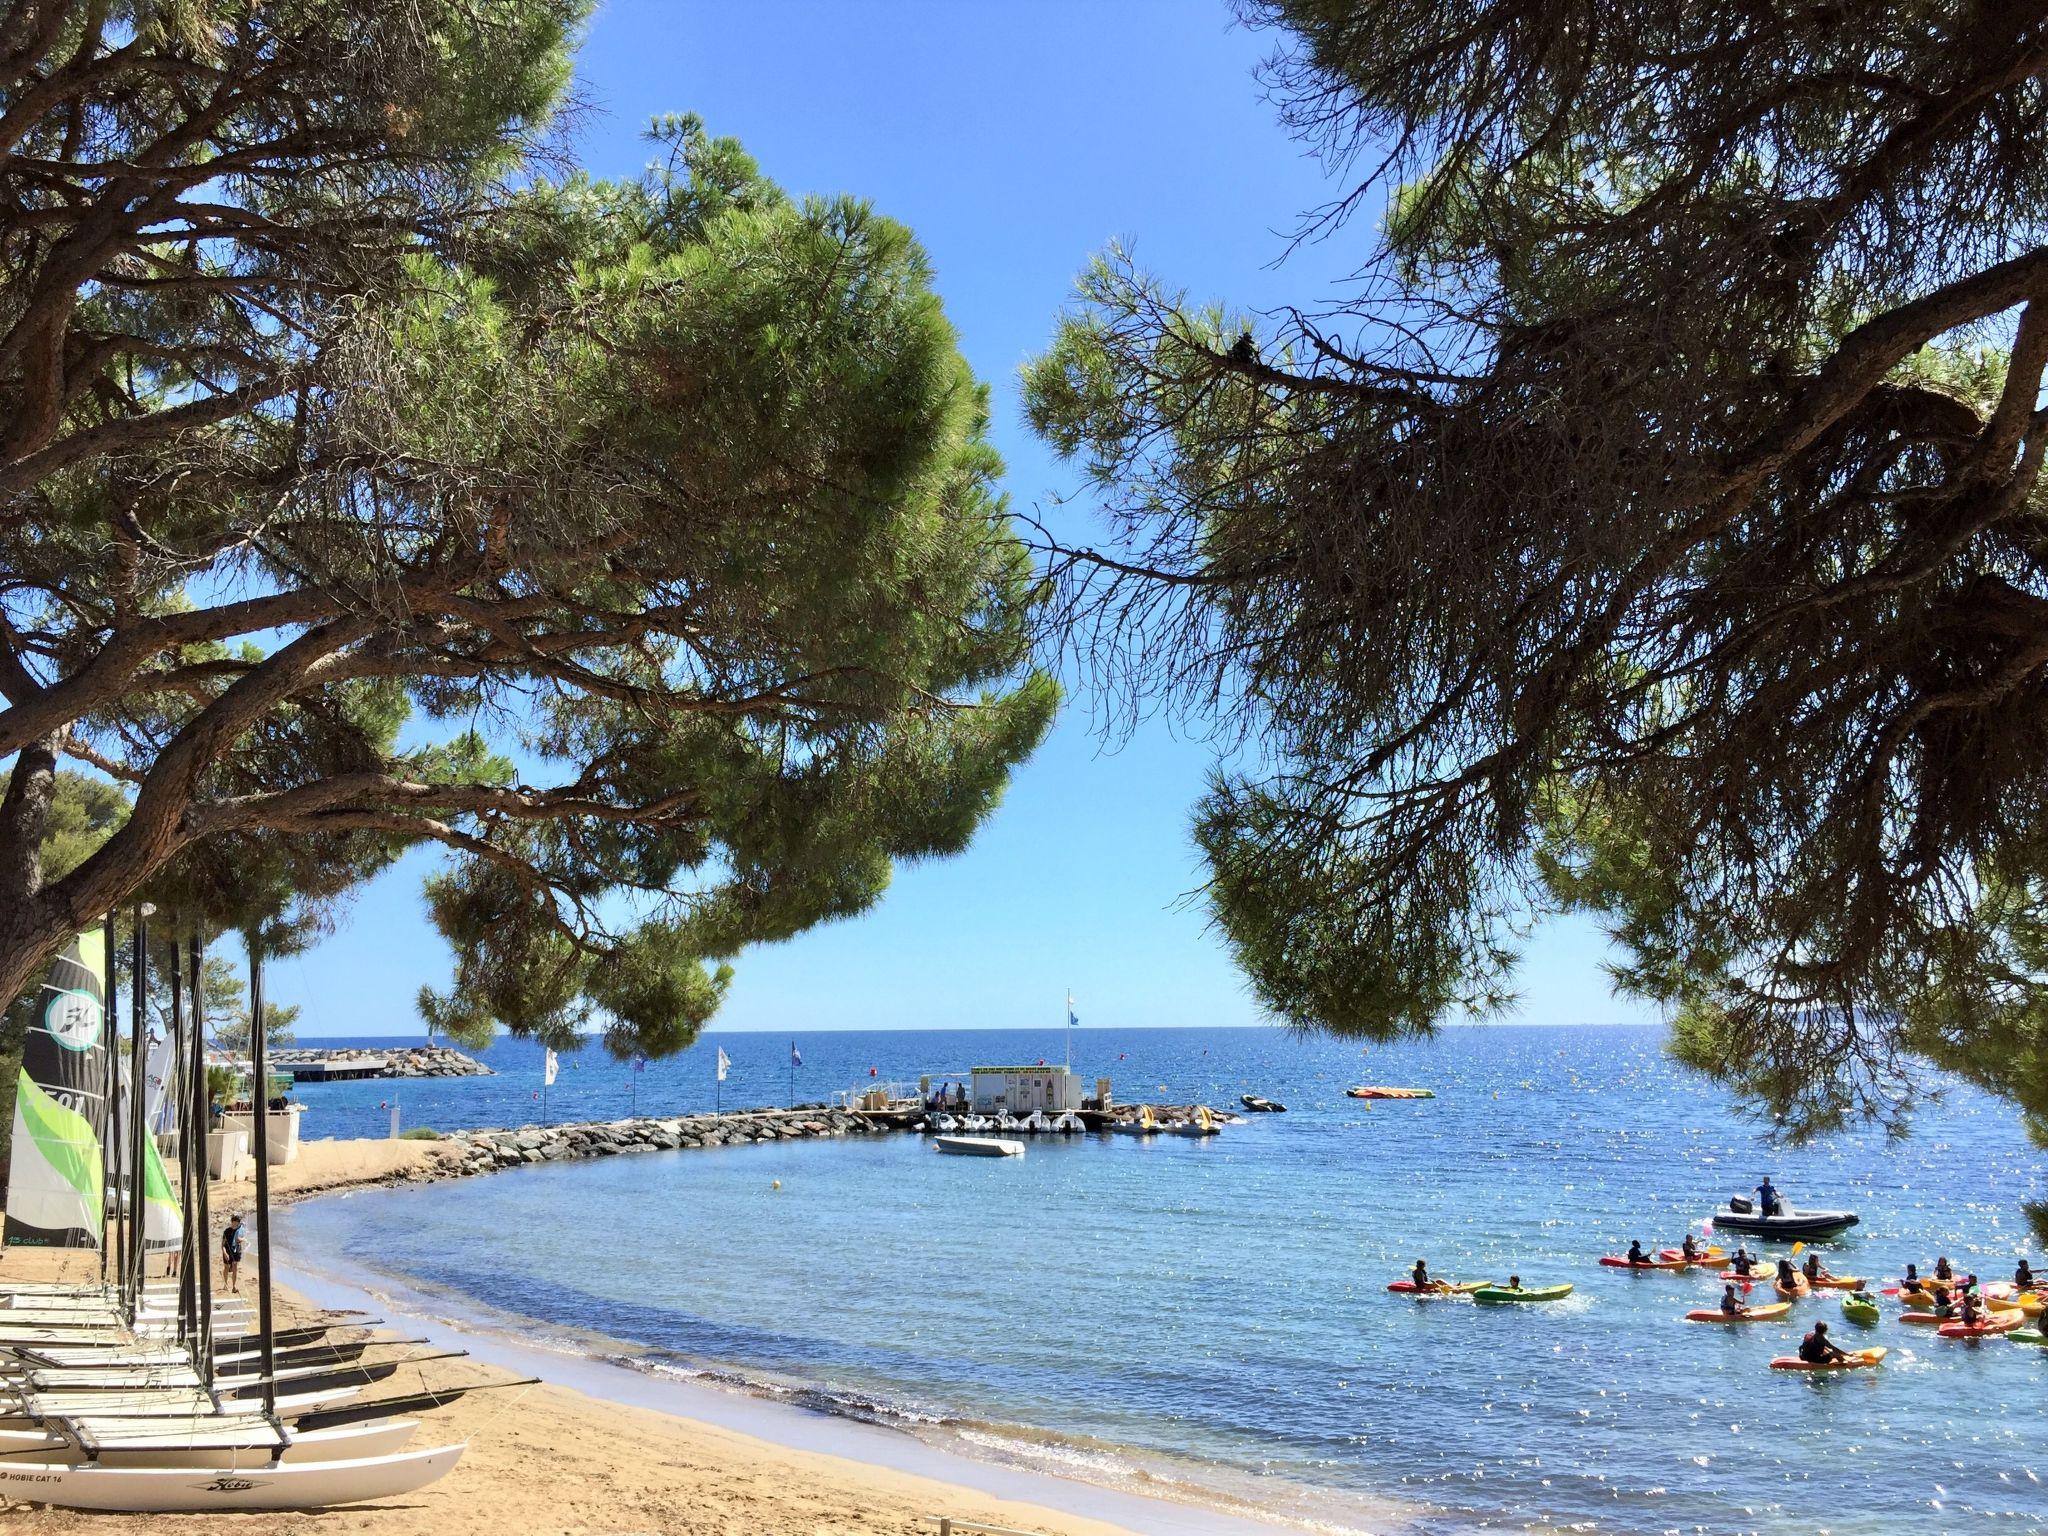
top-left (970, 1064), bottom-right (1078, 1116)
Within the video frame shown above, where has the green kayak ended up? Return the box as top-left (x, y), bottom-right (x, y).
top-left (2011, 1328), bottom-right (2047, 1345)
top-left (1473, 1283), bottom-right (1573, 1304)
top-left (1841, 1295), bottom-right (1881, 1325)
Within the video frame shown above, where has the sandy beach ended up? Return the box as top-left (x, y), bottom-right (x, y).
top-left (0, 1138), bottom-right (1219, 1536)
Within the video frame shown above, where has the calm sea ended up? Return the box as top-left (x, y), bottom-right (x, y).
top-left (276, 1025), bottom-right (2048, 1534)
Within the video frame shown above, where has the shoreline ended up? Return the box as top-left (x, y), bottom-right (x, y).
top-left (3, 1136), bottom-right (1404, 1536)
top-left (272, 1233), bottom-right (1377, 1536)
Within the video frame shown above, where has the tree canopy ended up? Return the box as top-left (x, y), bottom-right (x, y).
top-left (0, 8), bottom-right (1054, 1061)
top-left (1025, 0), bottom-right (2048, 1182)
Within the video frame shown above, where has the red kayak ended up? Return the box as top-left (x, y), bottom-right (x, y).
top-left (1600, 1255), bottom-right (1692, 1270)
top-left (1937, 1312), bottom-right (2023, 1339)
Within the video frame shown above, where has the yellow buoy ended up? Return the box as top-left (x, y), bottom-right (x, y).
top-left (771, 1180), bottom-right (782, 1191)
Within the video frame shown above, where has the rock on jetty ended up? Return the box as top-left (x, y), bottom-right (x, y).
top-left (441, 1107), bottom-right (881, 1175)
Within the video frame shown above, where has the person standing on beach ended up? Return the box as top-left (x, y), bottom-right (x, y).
top-left (222, 1214), bottom-right (245, 1295)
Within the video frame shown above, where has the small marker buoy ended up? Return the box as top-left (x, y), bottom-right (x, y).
top-left (772, 1179), bottom-right (782, 1190)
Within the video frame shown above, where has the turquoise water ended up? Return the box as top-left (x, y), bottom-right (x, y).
top-left (278, 1025), bottom-right (2047, 1533)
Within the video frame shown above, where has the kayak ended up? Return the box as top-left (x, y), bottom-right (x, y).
top-left (2010, 1329), bottom-right (2047, 1345)
top-left (1805, 1276), bottom-right (1866, 1292)
top-left (1386, 1280), bottom-right (1486, 1295)
top-left (1717, 1270), bottom-right (1769, 1283)
top-left (1937, 1312), bottom-right (2024, 1339)
top-left (1770, 1346), bottom-right (1887, 1372)
top-left (1347, 1086), bottom-right (1435, 1100)
top-left (1899, 1290), bottom-right (1938, 1307)
top-left (1600, 1255), bottom-right (1694, 1270)
top-left (1841, 1295), bottom-right (1881, 1325)
top-left (1657, 1246), bottom-right (1725, 1263)
top-left (1900, 1312), bottom-right (1946, 1326)
top-left (1686, 1302), bottom-right (1794, 1324)
top-left (1774, 1279), bottom-right (1811, 1300)
top-left (1473, 1284), bottom-right (1573, 1304)
top-left (1986, 1292), bottom-right (2044, 1317)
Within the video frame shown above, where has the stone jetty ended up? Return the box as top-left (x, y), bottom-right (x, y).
top-left (439, 1105), bottom-right (884, 1176)
top-left (272, 1044), bottom-right (493, 1080)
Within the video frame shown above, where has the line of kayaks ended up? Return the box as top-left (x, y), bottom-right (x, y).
top-left (1346, 1086), bottom-right (1435, 1100)
top-left (1386, 1280), bottom-right (1573, 1303)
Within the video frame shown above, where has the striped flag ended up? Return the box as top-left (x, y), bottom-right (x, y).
top-left (715, 1047), bottom-right (730, 1083)
top-left (543, 1048), bottom-right (559, 1087)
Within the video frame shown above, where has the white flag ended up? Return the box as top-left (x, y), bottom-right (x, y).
top-left (543, 1048), bottom-right (559, 1087)
top-left (715, 1047), bottom-right (730, 1083)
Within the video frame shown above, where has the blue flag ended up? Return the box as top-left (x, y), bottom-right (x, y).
top-left (790, 1043), bottom-right (803, 1068)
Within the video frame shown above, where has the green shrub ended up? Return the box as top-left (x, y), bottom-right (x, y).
top-left (399, 1127), bottom-right (442, 1140)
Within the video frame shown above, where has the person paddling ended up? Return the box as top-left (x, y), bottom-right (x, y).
top-left (1412, 1258), bottom-right (1437, 1293)
top-left (1627, 1240), bottom-right (1652, 1267)
top-left (1802, 1252), bottom-right (1835, 1286)
top-left (1730, 1247), bottom-right (1756, 1278)
top-left (1958, 1288), bottom-right (1982, 1328)
top-left (1935, 1256), bottom-right (1955, 1283)
top-left (1720, 1284), bottom-right (1749, 1317)
top-left (1681, 1234), bottom-right (1701, 1262)
top-left (1776, 1258), bottom-right (1801, 1291)
top-left (1902, 1262), bottom-right (1923, 1291)
top-left (1797, 1320), bottom-right (1848, 1365)
top-left (2017, 1259), bottom-right (2036, 1291)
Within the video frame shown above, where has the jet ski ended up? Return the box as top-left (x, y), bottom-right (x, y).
top-left (1240, 1094), bottom-right (1286, 1113)
top-left (1710, 1194), bottom-right (1859, 1239)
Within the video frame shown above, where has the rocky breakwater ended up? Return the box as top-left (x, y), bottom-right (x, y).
top-left (271, 1045), bottom-right (493, 1079)
top-left (441, 1106), bottom-right (887, 1175)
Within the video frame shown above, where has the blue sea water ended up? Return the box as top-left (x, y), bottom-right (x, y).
top-left (276, 1025), bottom-right (2048, 1534)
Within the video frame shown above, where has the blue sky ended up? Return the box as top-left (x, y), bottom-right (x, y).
top-left (275, 0), bottom-right (1657, 1038)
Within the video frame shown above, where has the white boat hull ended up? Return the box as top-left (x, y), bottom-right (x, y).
top-left (932, 1135), bottom-right (1024, 1157)
top-left (0, 1418), bottom-right (418, 1468)
top-left (0, 1441), bottom-right (464, 1510)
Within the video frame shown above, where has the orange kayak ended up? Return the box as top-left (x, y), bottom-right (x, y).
top-left (1347, 1086), bottom-right (1435, 1100)
top-left (1938, 1312), bottom-right (2024, 1339)
top-left (1686, 1302), bottom-right (1793, 1324)
top-left (1770, 1346), bottom-right (1887, 1372)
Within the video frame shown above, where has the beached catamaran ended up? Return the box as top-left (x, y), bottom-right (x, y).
top-left (0, 919), bottom-right (468, 1510)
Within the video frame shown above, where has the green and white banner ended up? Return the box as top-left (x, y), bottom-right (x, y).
top-left (4, 928), bottom-right (109, 1248)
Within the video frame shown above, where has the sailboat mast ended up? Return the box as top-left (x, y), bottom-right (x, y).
top-left (249, 939), bottom-right (278, 1416)
top-left (126, 904), bottom-right (148, 1316)
top-left (168, 932), bottom-right (195, 1348)
top-left (99, 920), bottom-right (116, 1291)
top-left (189, 928), bottom-right (214, 1386)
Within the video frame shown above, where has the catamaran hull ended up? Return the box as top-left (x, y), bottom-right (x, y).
top-left (0, 1442), bottom-right (464, 1510)
top-left (0, 1418), bottom-right (418, 1468)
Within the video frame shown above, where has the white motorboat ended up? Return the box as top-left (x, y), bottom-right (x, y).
top-left (932, 1136), bottom-right (1025, 1158)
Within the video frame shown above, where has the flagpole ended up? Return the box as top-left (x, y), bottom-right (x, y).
top-left (787, 1041), bottom-right (794, 1109)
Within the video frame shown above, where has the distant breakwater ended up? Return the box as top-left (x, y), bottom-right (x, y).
top-left (360, 1106), bottom-right (901, 1190)
top-left (273, 1044), bottom-right (494, 1080)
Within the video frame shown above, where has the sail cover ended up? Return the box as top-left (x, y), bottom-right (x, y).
top-left (4, 927), bottom-right (109, 1247)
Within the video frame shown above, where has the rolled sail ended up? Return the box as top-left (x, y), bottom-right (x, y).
top-left (4, 927), bottom-right (109, 1248)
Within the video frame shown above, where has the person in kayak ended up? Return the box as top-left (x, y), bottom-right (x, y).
top-left (1730, 1247), bottom-right (1756, 1278)
top-left (1412, 1259), bottom-right (1436, 1292)
top-left (2018, 1259), bottom-right (2036, 1290)
top-left (1801, 1253), bottom-right (1836, 1286)
top-left (1797, 1321), bottom-right (1848, 1365)
top-left (1935, 1256), bottom-right (1955, 1282)
top-left (1756, 1176), bottom-right (1781, 1218)
top-left (1720, 1284), bottom-right (1750, 1317)
top-left (1958, 1289), bottom-right (1982, 1328)
top-left (1505, 1274), bottom-right (1522, 1293)
top-left (1626, 1240), bottom-right (1652, 1266)
top-left (1775, 1258), bottom-right (1802, 1291)
top-left (1680, 1234), bottom-right (1701, 1262)
top-left (1902, 1262), bottom-right (1923, 1290)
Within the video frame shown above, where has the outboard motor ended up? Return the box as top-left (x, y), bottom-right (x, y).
top-left (1728, 1195), bottom-right (1755, 1214)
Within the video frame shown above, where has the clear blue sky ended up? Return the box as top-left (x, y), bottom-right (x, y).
top-left (276, 0), bottom-right (1656, 1038)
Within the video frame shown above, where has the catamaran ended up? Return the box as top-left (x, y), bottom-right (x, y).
top-left (0, 919), bottom-right (468, 1508)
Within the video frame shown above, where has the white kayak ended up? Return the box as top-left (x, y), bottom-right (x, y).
top-left (0, 1441), bottom-right (464, 1510)
top-left (0, 1417), bottom-right (417, 1468)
